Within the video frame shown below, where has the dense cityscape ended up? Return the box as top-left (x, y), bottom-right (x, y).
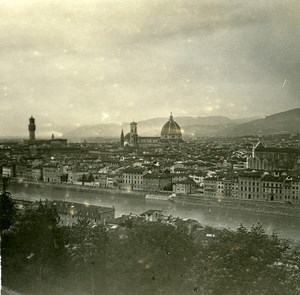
top-left (1, 115), bottom-right (300, 206)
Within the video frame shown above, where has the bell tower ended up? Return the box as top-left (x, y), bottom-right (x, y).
top-left (130, 122), bottom-right (138, 147)
top-left (28, 116), bottom-right (36, 140)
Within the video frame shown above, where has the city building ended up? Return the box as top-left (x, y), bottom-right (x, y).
top-left (50, 200), bottom-right (115, 226)
top-left (122, 167), bottom-right (148, 191)
top-left (173, 179), bottom-right (196, 195)
top-left (15, 164), bottom-right (28, 179)
top-left (223, 177), bottom-right (238, 199)
top-left (26, 116), bottom-right (68, 147)
top-left (248, 142), bottom-right (300, 171)
top-left (203, 170), bottom-right (300, 204)
top-left (188, 172), bottom-right (205, 187)
top-left (2, 165), bottom-right (13, 178)
top-left (142, 173), bottom-right (172, 192)
top-left (123, 113), bottom-right (183, 148)
top-left (171, 173), bottom-right (189, 183)
top-left (238, 170), bottom-right (265, 200)
top-left (14, 200), bottom-right (115, 226)
top-left (140, 209), bottom-right (164, 222)
top-left (261, 174), bottom-right (287, 202)
top-left (43, 164), bottom-right (61, 183)
top-left (203, 177), bottom-right (217, 198)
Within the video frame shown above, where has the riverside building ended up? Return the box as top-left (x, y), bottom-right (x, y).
top-left (203, 170), bottom-right (300, 204)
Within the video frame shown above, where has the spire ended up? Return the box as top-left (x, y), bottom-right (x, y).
top-left (120, 129), bottom-right (125, 147)
top-left (170, 112), bottom-right (173, 120)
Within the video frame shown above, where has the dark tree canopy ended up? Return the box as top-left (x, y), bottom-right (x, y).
top-left (190, 223), bottom-right (295, 295)
top-left (1, 201), bottom-right (66, 291)
top-left (1, 196), bottom-right (299, 295)
top-left (0, 190), bottom-right (16, 232)
top-left (64, 218), bottom-right (109, 295)
top-left (106, 222), bottom-right (196, 295)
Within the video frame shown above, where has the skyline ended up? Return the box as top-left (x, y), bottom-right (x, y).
top-left (2, 106), bottom-right (299, 140)
top-left (0, 0), bottom-right (299, 137)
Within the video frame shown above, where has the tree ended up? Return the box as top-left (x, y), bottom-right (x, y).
top-left (66, 218), bottom-right (108, 295)
top-left (1, 201), bottom-right (66, 290)
top-left (60, 173), bottom-right (68, 183)
top-left (0, 190), bottom-right (16, 232)
top-left (190, 223), bottom-right (295, 295)
top-left (106, 222), bottom-right (196, 295)
top-left (87, 173), bottom-right (94, 183)
top-left (81, 174), bottom-right (87, 185)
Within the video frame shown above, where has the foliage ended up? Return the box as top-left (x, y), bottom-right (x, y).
top-left (106, 222), bottom-right (196, 295)
top-left (79, 173), bottom-right (94, 183)
top-left (87, 173), bottom-right (94, 182)
top-left (119, 216), bottom-right (133, 228)
top-left (0, 190), bottom-right (16, 232)
top-left (2, 199), bottom-right (299, 295)
top-left (1, 201), bottom-right (66, 290)
top-left (81, 173), bottom-right (87, 184)
top-left (66, 218), bottom-right (108, 294)
top-left (190, 223), bottom-right (295, 295)
top-left (60, 174), bottom-right (68, 183)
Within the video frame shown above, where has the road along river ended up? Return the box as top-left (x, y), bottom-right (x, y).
top-left (9, 183), bottom-right (300, 243)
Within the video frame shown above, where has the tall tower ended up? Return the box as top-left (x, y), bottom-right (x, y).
top-left (28, 116), bottom-right (36, 140)
top-left (130, 122), bottom-right (138, 147)
top-left (120, 129), bottom-right (124, 147)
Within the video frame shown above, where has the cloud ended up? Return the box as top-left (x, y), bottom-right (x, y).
top-left (0, 0), bottom-right (299, 136)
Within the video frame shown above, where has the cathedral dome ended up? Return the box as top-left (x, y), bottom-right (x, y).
top-left (161, 113), bottom-right (182, 139)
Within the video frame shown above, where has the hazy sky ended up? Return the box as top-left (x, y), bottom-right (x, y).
top-left (0, 0), bottom-right (299, 137)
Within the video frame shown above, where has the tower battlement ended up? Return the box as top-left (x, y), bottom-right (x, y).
top-left (28, 116), bottom-right (36, 140)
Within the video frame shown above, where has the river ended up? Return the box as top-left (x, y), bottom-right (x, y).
top-left (9, 183), bottom-right (300, 243)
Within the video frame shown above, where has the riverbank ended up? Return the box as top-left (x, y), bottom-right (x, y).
top-left (8, 179), bottom-right (300, 218)
top-left (7, 180), bottom-right (300, 242)
top-left (10, 179), bottom-right (148, 198)
top-left (176, 195), bottom-right (300, 218)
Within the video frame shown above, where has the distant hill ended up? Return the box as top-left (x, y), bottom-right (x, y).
top-left (232, 116), bottom-right (263, 124)
top-left (64, 123), bottom-right (122, 139)
top-left (133, 116), bottom-right (232, 137)
top-left (228, 108), bottom-right (300, 136)
top-left (64, 116), bottom-right (234, 139)
top-left (63, 109), bottom-right (300, 140)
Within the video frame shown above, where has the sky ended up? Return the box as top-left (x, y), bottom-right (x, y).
top-left (0, 0), bottom-right (299, 137)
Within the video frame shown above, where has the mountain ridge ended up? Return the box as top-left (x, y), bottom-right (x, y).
top-left (64, 115), bottom-right (236, 139)
top-left (63, 108), bottom-right (300, 139)
top-left (228, 108), bottom-right (300, 136)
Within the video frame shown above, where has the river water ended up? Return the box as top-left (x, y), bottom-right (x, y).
top-left (9, 183), bottom-right (300, 242)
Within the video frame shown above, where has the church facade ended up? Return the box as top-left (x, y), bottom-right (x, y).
top-left (121, 113), bottom-right (184, 148)
top-left (248, 142), bottom-right (300, 171)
